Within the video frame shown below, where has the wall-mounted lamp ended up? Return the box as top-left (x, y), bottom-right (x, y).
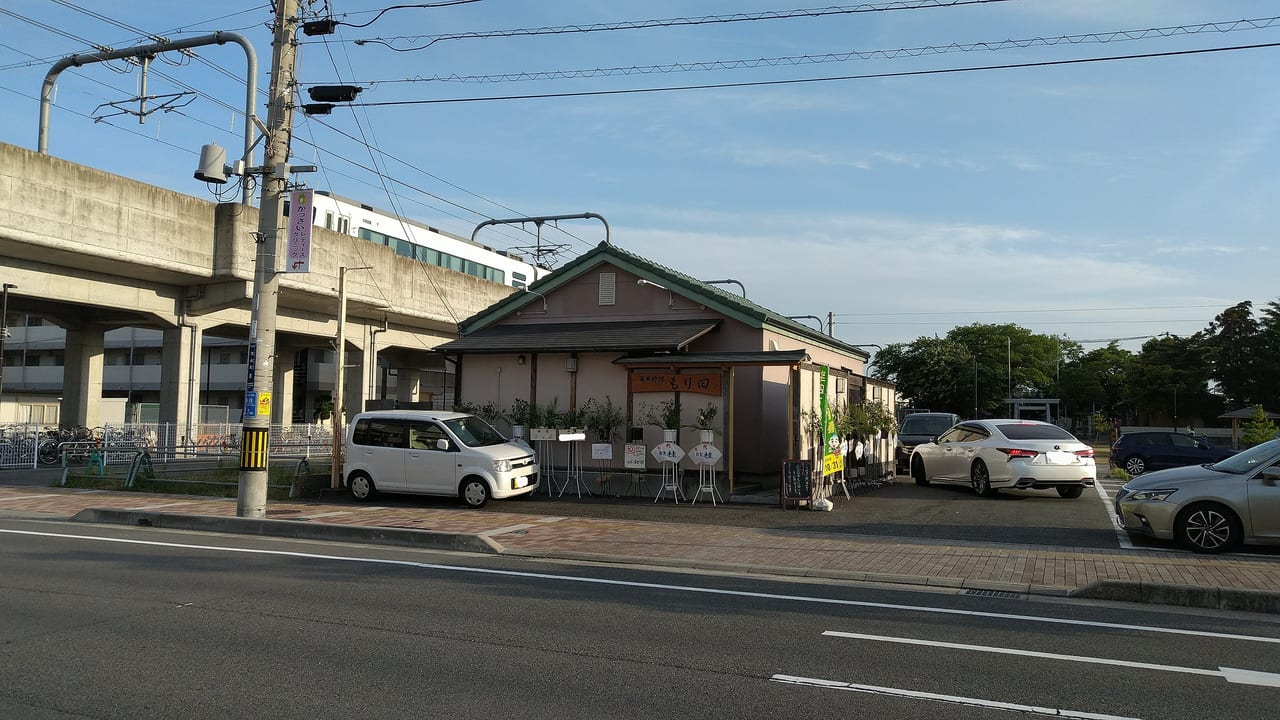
top-left (566, 355), bottom-right (578, 373)
top-left (636, 277), bottom-right (702, 311)
top-left (702, 279), bottom-right (746, 297)
top-left (518, 288), bottom-right (548, 315)
top-left (517, 355), bottom-right (527, 366)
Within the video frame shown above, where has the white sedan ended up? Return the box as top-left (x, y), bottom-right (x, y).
top-left (908, 419), bottom-right (1096, 498)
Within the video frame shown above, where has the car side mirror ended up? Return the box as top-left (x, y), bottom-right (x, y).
top-left (1261, 467), bottom-right (1280, 486)
top-left (436, 438), bottom-right (450, 451)
top-left (1197, 440), bottom-right (1209, 449)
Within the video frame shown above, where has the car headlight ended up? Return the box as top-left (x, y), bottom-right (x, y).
top-left (1129, 488), bottom-right (1178, 502)
top-left (492, 458), bottom-right (511, 472)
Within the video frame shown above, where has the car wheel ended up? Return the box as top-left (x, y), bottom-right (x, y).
top-left (970, 459), bottom-right (996, 497)
top-left (1174, 502), bottom-right (1241, 554)
top-left (1056, 486), bottom-right (1084, 499)
top-left (349, 471), bottom-right (376, 502)
top-left (460, 477), bottom-right (490, 509)
top-left (1123, 456), bottom-right (1147, 475)
top-left (911, 456), bottom-right (929, 486)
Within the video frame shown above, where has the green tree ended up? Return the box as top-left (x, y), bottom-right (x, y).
top-left (871, 337), bottom-right (974, 415)
top-left (1240, 404), bottom-right (1278, 448)
top-left (1253, 299), bottom-right (1280, 410)
top-left (873, 324), bottom-right (1077, 418)
top-left (1124, 334), bottom-right (1220, 425)
top-left (1202, 301), bottom-right (1260, 407)
top-left (1057, 343), bottom-right (1132, 421)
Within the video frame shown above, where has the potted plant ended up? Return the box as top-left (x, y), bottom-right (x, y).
top-left (643, 398), bottom-right (683, 442)
top-left (506, 398), bottom-right (535, 441)
top-left (583, 396), bottom-right (625, 448)
top-left (691, 401), bottom-right (719, 443)
top-left (529, 399), bottom-right (560, 442)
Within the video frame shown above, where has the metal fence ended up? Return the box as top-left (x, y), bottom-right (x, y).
top-left (0, 423), bottom-right (334, 470)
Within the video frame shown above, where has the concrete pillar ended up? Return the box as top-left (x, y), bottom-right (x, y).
top-left (396, 368), bottom-right (421, 403)
top-left (62, 323), bottom-right (106, 428)
top-left (273, 343), bottom-right (296, 427)
top-left (339, 335), bottom-right (366, 422)
top-left (160, 322), bottom-right (203, 434)
top-left (348, 333), bottom-right (371, 415)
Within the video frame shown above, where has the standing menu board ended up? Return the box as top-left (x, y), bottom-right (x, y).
top-left (781, 459), bottom-right (814, 504)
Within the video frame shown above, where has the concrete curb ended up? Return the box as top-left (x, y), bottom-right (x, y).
top-left (69, 508), bottom-right (504, 555)
top-left (1070, 580), bottom-right (1280, 614)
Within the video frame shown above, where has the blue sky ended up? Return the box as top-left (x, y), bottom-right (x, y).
top-left (2, 0), bottom-right (1278, 356)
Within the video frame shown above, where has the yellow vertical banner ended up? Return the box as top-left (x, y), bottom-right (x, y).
top-left (821, 365), bottom-right (844, 476)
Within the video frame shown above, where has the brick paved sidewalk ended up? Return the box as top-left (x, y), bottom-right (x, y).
top-left (2, 485), bottom-right (1277, 612)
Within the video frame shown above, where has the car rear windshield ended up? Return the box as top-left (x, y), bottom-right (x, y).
top-left (995, 423), bottom-right (1079, 441)
top-left (900, 416), bottom-right (955, 435)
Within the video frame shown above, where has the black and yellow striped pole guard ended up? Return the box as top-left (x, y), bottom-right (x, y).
top-left (239, 427), bottom-right (270, 471)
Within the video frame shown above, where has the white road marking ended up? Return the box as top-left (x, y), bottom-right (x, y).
top-left (2, 527), bottom-right (1279, 646)
top-left (771, 674), bottom-right (1144, 720)
top-left (1094, 480), bottom-right (1134, 549)
top-left (823, 631), bottom-right (1280, 687)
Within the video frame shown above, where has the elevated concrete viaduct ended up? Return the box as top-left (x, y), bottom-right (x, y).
top-left (0, 142), bottom-right (512, 428)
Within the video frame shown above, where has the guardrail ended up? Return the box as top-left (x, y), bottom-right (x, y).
top-left (58, 450), bottom-right (331, 500)
top-left (0, 422), bottom-right (334, 470)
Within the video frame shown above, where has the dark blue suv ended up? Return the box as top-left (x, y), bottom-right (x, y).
top-left (1109, 431), bottom-right (1236, 476)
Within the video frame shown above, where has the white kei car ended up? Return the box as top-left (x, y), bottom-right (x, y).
top-left (909, 419), bottom-right (1096, 498)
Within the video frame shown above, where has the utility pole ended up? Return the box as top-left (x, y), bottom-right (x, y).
top-left (238, 0), bottom-right (301, 518)
top-left (331, 266), bottom-right (371, 489)
top-left (827, 311), bottom-right (834, 337)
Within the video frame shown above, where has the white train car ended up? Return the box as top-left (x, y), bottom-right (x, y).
top-left (304, 191), bottom-right (549, 289)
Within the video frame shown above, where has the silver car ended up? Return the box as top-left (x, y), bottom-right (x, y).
top-left (909, 419), bottom-right (1096, 498)
top-left (1115, 438), bottom-right (1280, 553)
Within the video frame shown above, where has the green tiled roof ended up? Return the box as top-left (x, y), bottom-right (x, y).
top-left (460, 241), bottom-right (869, 360)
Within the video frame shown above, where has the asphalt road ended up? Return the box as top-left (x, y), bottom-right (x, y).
top-left (3, 517), bottom-right (1278, 720)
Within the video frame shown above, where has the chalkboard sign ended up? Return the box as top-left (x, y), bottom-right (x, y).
top-left (781, 459), bottom-right (814, 501)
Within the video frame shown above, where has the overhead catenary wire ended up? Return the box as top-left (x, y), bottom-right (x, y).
top-left (346, 42), bottom-right (1280, 108)
top-left (832, 304), bottom-right (1229, 317)
top-left (350, 0), bottom-right (1015, 50)
top-left (354, 16), bottom-right (1280, 85)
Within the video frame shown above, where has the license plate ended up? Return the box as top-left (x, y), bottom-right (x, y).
top-left (514, 476), bottom-right (530, 489)
top-left (1046, 451), bottom-right (1075, 465)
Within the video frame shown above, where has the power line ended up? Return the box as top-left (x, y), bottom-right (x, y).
top-left (347, 42), bottom-right (1280, 107)
top-left (339, 1), bottom-right (484, 30)
top-left (833, 319), bottom-right (1213, 326)
top-left (352, 0), bottom-right (1014, 51)
top-left (832, 304), bottom-right (1228, 317)
top-left (356, 16), bottom-right (1280, 85)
